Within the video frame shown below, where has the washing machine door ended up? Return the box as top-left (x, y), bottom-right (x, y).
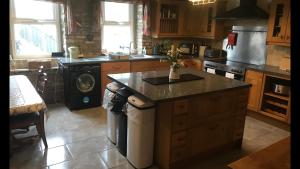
top-left (76, 73), bottom-right (95, 93)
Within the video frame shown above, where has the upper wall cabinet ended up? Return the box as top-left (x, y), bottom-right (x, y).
top-left (151, 0), bottom-right (184, 38)
top-left (267, 0), bottom-right (290, 46)
top-left (150, 0), bottom-right (225, 39)
top-left (183, 1), bottom-right (226, 39)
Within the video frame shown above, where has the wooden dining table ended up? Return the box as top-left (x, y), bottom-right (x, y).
top-left (10, 75), bottom-right (47, 147)
top-left (228, 136), bottom-right (290, 169)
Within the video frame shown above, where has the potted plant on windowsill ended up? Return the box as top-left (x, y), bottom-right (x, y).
top-left (160, 46), bottom-right (185, 80)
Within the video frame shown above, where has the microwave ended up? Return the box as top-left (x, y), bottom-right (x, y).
top-left (178, 43), bottom-right (199, 56)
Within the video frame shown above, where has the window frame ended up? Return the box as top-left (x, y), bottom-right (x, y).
top-left (10, 0), bottom-right (62, 59)
top-left (100, 1), bottom-right (135, 52)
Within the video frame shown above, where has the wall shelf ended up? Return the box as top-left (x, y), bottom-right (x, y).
top-left (264, 92), bottom-right (289, 101)
top-left (259, 74), bottom-right (290, 124)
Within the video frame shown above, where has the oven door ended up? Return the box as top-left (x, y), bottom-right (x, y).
top-left (225, 71), bottom-right (244, 81)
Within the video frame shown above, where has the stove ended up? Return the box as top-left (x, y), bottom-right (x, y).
top-left (203, 60), bottom-right (256, 81)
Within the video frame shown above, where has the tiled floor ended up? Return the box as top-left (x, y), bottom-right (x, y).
top-left (10, 104), bottom-right (290, 169)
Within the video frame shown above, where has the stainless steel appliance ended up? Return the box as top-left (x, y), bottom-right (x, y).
top-left (272, 84), bottom-right (290, 96)
top-left (215, 0), bottom-right (268, 20)
top-left (178, 43), bottom-right (198, 56)
top-left (203, 26), bottom-right (267, 81)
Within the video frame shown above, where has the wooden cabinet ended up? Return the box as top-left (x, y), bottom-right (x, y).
top-left (130, 60), bottom-right (169, 72)
top-left (151, 0), bottom-right (184, 38)
top-left (245, 70), bottom-right (264, 112)
top-left (259, 74), bottom-right (291, 123)
top-left (154, 88), bottom-right (249, 169)
top-left (179, 1), bottom-right (225, 39)
top-left (182, 59), bottom-right (203, 71)
top-left (267, 0), bottom-right (290, 46)
top-left (151, 0), bottom-right (225, 39)
top-left (101, 62), bottom-right (130, 99)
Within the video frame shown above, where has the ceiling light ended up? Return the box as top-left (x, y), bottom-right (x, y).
top-left (188, 0), bottom-right (216, 5)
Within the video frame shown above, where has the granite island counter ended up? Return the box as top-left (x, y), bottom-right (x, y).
top-left (108, 69), bottom-right (251, 169)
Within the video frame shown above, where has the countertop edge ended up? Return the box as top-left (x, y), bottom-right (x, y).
top-left (246, 66), bottom-right (290, 79)
top-left (107, 75), bottom-right (251, 103)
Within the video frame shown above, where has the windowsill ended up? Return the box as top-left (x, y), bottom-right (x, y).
top-left (10, 67), bottom-right (59, 73)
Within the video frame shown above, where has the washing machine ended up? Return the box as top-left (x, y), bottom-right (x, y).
top-left (63, 63), bottom-right (101, 110)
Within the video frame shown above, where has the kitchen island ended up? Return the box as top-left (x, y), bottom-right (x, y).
top-left (108, 69), bottom-right (251, 169)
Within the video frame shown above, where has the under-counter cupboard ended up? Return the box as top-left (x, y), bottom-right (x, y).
top-left (245, 69), bottom-right (290, 124)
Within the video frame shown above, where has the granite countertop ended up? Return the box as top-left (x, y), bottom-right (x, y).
top-left (57, 55), bottom-right (168, 65)
top-left (107, 68), bottom-right (251, 102)
top-left (246, 64), bottom-right (290, 79)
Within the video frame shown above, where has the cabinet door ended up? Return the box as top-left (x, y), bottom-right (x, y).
top-left (245, 70), bottom-right (263, 112)
top-left (130, 60), bottom-right (169, 72)
top-left (284, 12), bottom-right (290, 43)
top-left (101, 62), bottom-right (130, 99)
top-left (187, 119), bottom-right (233, 156)
top-left (267, 0), bottom-right (290, 44)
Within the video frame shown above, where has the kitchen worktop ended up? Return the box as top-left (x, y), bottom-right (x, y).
top-left (57, 55), bottom-right (168, 65)
top-left (246, 64), bottom-right (290, 79)
top-left (107, 68), bottom-right (250, 102)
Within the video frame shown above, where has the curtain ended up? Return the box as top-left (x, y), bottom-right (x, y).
top-left (143, 0), bottom-right (151, 36)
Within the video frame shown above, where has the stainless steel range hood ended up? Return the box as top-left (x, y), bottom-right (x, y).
top-left (215, 0), bottom-right (269, 20)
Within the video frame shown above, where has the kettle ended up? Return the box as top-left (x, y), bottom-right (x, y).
top-left (68, 46), bottom-right (79, 58)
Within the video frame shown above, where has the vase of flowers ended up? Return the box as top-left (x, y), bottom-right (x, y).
top-left (160, 46), bottom-right (184, 80)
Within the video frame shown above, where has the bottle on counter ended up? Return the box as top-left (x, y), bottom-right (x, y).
top-left (142, 47), bottom-right (147, 55)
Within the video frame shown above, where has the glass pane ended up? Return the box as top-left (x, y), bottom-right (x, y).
top-left (14, 0), bottom-right (54, 20)
top-left (102, 25), bottom-right (131, 53)
top-left (14, 24), bottom-right (59, 56)
top-left (104, 2), bottom-right (129, 22)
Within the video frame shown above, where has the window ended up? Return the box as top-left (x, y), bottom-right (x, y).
top-left (101, 2), bottom-right (134, 53)
top-left (10, 0), bottom-right (61, 59)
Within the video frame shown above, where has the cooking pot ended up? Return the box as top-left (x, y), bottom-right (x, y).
top-left (272, 84), bottom-right (290, 96)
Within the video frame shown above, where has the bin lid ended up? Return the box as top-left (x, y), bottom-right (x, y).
top-left (106, 82), bottom-right (121, 93)
top-left (116, 87), bottom-right (134, 98)
top-left (127, 95), bottom-right (155, 109)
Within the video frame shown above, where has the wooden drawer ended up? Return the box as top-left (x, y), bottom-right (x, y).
top-left (172, 131), bottom-right (187, 147)
top-left (172, 115), bottom-right (187, 132)
top-left (174, 100), bottom-right (188, 115)
top-left (102, 62), bottom-right (130, 72)
top-left (130, 60), bottom-right (169, 72)
top-left (171, 146), bottom-right (187, 163)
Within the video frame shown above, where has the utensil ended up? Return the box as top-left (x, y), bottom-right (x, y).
top-left (272, 84), bottom-right (290, 96)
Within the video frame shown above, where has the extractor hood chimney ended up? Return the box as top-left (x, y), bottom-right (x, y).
top-left (215, 0), bottom-right (269, 20)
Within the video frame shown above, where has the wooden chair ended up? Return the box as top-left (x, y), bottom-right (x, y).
top-left (10, 66), bottom-right (48, 148)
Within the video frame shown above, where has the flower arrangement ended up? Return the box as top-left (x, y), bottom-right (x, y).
top-left (160, 46), bottom-right (186, 79)
top-left (160, 47), bottom-right (184, 71)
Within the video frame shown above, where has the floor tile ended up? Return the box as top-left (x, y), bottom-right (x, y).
top-left (49, 152), bottom-right (108, 169)
top-left (42, 145), bottom-right (72, 167)
top-left (66, 135), bottom-right (114, 159)
top-left (99, 148), bottom-right (127, 168)
top-left (10, 104), bottom-right (291, 169)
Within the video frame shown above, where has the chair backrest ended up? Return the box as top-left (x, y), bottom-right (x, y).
top-left (36, 66), bottom-right (48, 99)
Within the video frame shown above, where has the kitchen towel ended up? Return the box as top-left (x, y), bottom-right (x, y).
top-left (207, 68), bottom-right (216, 74)
top-left (225, 72), bottom-right (235, 79)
